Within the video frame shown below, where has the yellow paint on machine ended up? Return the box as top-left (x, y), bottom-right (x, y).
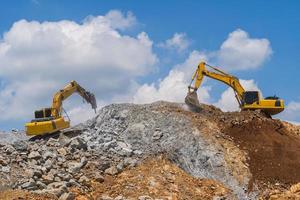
top-left (242, 99), bottom-right (284, 115)
top-left (25, 80), bottom-right (97, 136)
top-left (186, 61), bottom-right (285, 116)
top-left (25, 117), bottom-right (70, 136)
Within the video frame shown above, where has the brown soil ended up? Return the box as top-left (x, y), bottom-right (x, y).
top-left (0, 190), bottom-right (56, 200)
top-left (163, 103), bottom-right (300, 191)
top-left (222, 117), bottom-right (300, 188)
top-left (72, 156), bottom-right (233, 200)
top-left (260, 182), bottom-right (300, 200)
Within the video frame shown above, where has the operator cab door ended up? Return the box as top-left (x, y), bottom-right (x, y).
top-left (242, 91), bottom-right (259, 105)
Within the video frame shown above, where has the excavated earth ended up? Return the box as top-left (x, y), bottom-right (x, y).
top-left (0, 101), bottom-right (300, 200)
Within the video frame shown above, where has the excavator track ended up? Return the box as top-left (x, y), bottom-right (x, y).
top-left (29, 128), bottom-right (84, 141)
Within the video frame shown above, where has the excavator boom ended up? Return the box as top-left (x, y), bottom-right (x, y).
top-left (186, 62), bottom-right (284, 115)
top-left (25, 81), bottom-right (97, 136)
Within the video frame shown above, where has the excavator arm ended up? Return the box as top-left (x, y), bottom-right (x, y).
top-left (25, 81), bottom-right (97, 136)
top-left (51, 81), bottom-right (97, 118)
top-left (188, 62), bottom-right (245, 106)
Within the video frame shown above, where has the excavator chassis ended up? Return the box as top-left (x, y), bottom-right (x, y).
top-left (25, 117), bottom-right (70, 136)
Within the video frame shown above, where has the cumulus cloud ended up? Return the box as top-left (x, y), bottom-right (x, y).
top-left (133, 50), bottom-right (211, 104)
top-left (133, 29), bottom-right (271, 111)
top-left (217, 29), bottom-right (272, 70)
top-left (0, 10), bottom-right (157, 123)
top-left (133, 69), bottom-right (211, 104)
top-left (277, 101), bottom-right (300, 124)
top-left (214, 79), bottom-right (261, 112)
top-left (158, 33), bottom-right (190, 52)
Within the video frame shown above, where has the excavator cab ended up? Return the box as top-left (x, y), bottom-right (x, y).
top-left (31, 108), bottom-right (54, 122)
top-left (242, 91), bottom-right (259, 105)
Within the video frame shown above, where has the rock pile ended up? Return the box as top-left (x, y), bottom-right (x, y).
top-left (0, 101), bottom-right (300, 200)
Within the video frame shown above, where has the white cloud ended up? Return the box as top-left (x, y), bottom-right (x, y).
top-left (133, 28), bottom-right (271, 108)
top-left (66, 99), bottom-right (107, 126)
top-left (214, 79), bottom-right (261, 112)
top-left (277, 101), bottom-right (300, 124)
top-left (217, 29), bottom-right (272, 70)
top-left (174, 50), bottom-right (210, 78)
top-left (102, 10), bottom-right (137, 30)
top-left (0, 10), bottom-right (157, 123)
top-left (158, 33), bottom-right (190, 52)
top-left (133, 69), bottom-right (211, 104)
top-left (133, 51), bottom-right (211, 104)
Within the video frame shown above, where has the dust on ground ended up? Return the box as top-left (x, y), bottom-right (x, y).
top-left (161, 103), bottom-right (300, 192)
top-left (223, 116), bottom-right (300, 188)
top-left (72, 155), bottom-right (233, 200)
top-left (0, 189), bottom-right (56, 200)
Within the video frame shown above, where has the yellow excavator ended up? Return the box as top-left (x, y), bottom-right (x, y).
top-left (25, 81), bottom-right (97, 136)
top-left (185, 61), bottom-right (284, 116)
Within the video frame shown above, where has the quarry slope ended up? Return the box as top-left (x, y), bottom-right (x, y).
top-left (0, 101), bottom-right (300, 200)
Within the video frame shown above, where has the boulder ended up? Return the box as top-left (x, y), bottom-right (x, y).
top-left (28, 151), bottom-right (41, 159)
top-left (104, 166), bottom-right (118, 176)
top-left (13, 140), bottom-right (28, 152)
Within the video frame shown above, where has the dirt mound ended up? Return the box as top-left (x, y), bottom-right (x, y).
top-left (75, 156), bottom-right (233, 200)
top-left (0, 189), bottom-right (55, 200)
top-left (1, 101), bottom-right (300, 200)
top-left (260, 183), bottom-right (300, 200)
top-left (223, 117), bottom-right (300, 188)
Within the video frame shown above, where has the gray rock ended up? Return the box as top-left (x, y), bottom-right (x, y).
top-left (1, 166), bottom-right (10, 173)
top-left (98, 195), bottom-right (114, 200)
top-left (28, 151), bottom-right (41, 159)
top-left (36, 181), bottom-right (47, 189)
top-left (4, 145), bottom-right (15, 154)
top-left (42, 173), bottom-right (55, 184)
top-left (21, 179), bottom-right (37, 190)
top-left (0, 156), bottom-right (8, 166)
top-left (59, 192), bottom-right (75, 200)
top-left (25, 169), bottom-right (34, 178)
top-left (69, 137), bottom-right (87, 151)
top-left (68, 179), bottom-right (81, 187)
top-left (13, 140), bottom-right (28, 152)
top-left (47, 181), bottom-right (67, 189)
top-left (124, 158), bottom-right (137, 168)
top-left (44, 159), bottom-right (53, 170)
top-left (58, 133), bottom-right (71, 146)
top-left (152, 129), bottom-right (163, 140)
top-left (94, 173), bottom-right (104, 183)
top-left (58, 173), bottom-right (72, 182)
top-left (67, 161), bottom-right (83, 174)
top-left (98, 161), bottom-right (110, 171)
top-left (138, 196), bottom-right (153, 200)
top-left (46, 138), bottom-right (60, 147)
top-left (116, 162), bottom-right (124, 172)
top-left (78, 175), bottom-right (89, 184)
top-left (114, 196), bottom-right (126, 200)
top-left (104, 166), bottom-right (118, 176)
top-left (43, 151), bottom-right (56, 159)
top-left (33, 169), bottom-right (42, 178)
top-left (57, 147), bottom-right (67, 156)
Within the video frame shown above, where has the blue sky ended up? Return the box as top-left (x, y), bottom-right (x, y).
top-left (0, 0), bottom-right (299, 130)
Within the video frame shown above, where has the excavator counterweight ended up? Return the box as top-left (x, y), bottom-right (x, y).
top-left (25, 81), bottom-right (97, 136)
top-left (186, 62), bottom-right (284, 115)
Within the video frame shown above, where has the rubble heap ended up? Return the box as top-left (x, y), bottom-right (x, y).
top-left (0, 101), bottom-right (300, 200)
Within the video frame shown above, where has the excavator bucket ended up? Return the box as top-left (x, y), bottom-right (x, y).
top-left (185, 91), bottom-right (201, 111)
top-left (85, 91), bottom-right (97, 112)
